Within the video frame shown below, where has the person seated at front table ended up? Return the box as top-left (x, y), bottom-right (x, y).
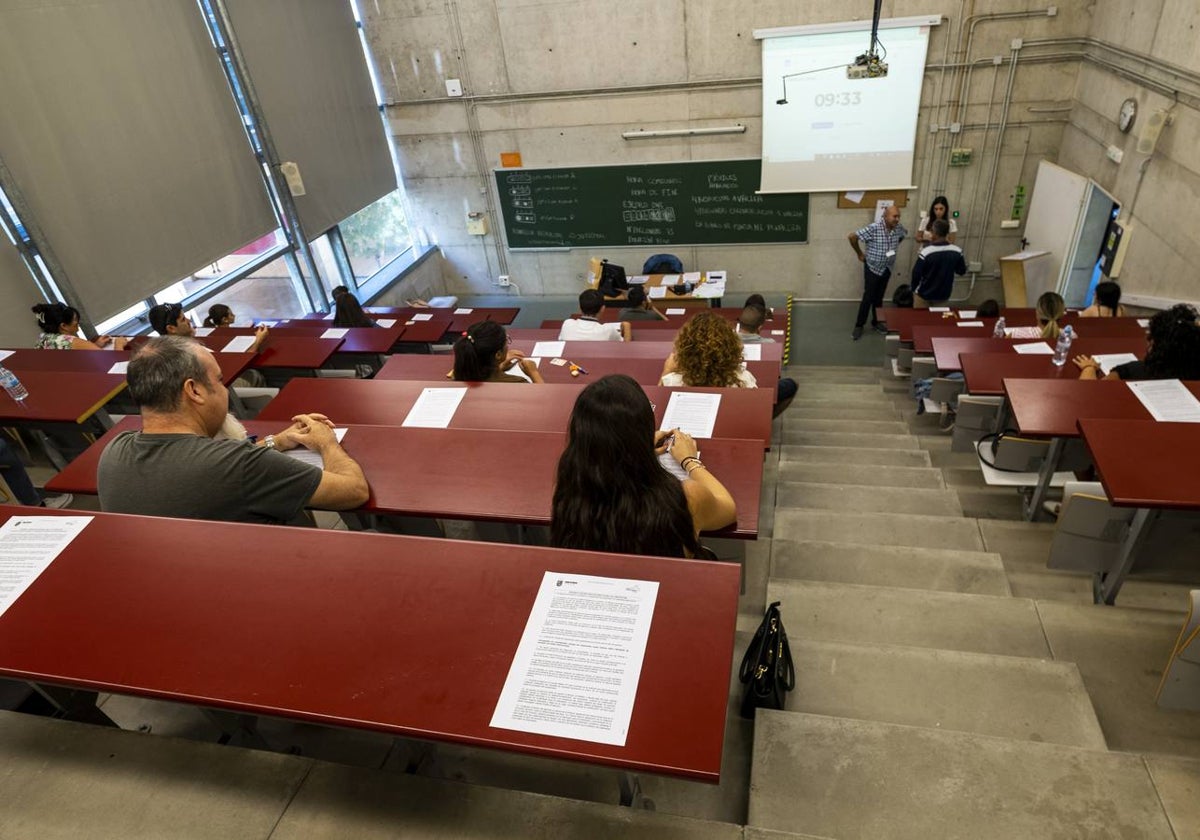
top-left (333, 293), bottom-right (378, 328)
top-left (558, 289), bottom-right (631, 342)
top-left (203, 304), bottom-right (236, 328)
top-left (744, 294), bottom-right (774, 319)
top-left (660, 311), bottom-right (756, 389)
top-left (1075, 304), bottom-right (1200, 381)
top-left (97, 336), bottom-right (368, 523)
top-left (151, 302), bottom-right (269, 389)
top-left (619, 285), bottom-right (668, 321)
top-left (32, 303), bottom-right (127, 350)
top-left (1005, 292), bottom-right (1070, 340)
top-left (550, 374), bottom-right (735, 558)
top-left (1080, 280), bottom-right (1127, 318)
top-left (975, 299), bottom-right (1001, 318)
top-left (451, 320), bottom-right (543, 383)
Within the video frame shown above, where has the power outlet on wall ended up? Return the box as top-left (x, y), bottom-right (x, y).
top-left (496, 275), bottom-right (511, 286)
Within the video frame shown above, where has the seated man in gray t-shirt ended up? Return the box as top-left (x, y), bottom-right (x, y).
top-left (98, 336), bottom-right (369, 523)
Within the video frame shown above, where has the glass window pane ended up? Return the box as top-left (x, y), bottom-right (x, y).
top-left (187, 229), bottom-right (286, 286)
top-left (339, 189), bottom-right (411, 281)
top-left (185, 254), bottom-right (305, 323)
top-left (96, 300), bottom-right (148, 335)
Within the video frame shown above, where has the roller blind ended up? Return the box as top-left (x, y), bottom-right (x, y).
top-left (0, 239), bottom-right (39, 347)
top-left (0, 0), bottom-right (278, 322)
top-left (224, 0), bottom-right (397, 237)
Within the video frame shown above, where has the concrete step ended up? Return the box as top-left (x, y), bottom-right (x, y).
top-left (792, 395), bottom-right (899, 409)
top-left (787, 639), bottom-right (1107, 749)
top-left (927, 447), bottom-right (985, 469)
top-left (786, 418), bottom-right (912, 435)
top-left (776, 483), bottom-right (963, 517)
top-left (780, 430), bottom-right (922, 450)
top-left (768, 579), bottom-right (1049, 658)
top-left (790, 367), bottom-right (883, 384)
top-left (789, 405), bottom-right (902, 421)
top-left (793, 384), bottom-right (886, 397)
top-left (777, 462), bottom-right (945, 489)
top-left (774, 509), bottom-right (985, 551)
top-left (771, 539), bottom-right (1010, 596)
top-left (748, 712), bottom-right (1175, 840)
top-left (779, 445), bottom-right (931, 468)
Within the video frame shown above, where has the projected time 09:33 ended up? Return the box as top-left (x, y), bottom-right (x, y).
top-left (814, 92), bottom-right (862, 107)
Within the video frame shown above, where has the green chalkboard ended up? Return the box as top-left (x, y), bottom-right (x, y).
top-left (494, 159), bottom-right (808, 249)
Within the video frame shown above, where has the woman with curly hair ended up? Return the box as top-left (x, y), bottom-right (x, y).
top-left (551, 374), bottom-right (736, 557)
top-left (659, 311), bottom-right (756, 388)
top-left (1075, 303), bottom-right (1200, 381)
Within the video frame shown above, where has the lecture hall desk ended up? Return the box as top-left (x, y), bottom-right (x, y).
top-left (367, 306), bottom-right (519, 333)
top-left (890, 310), bottom-right (1144, 343)
top-left (0, 506), bottom-right (740, 782)
top-left (931, 337), bottom-right (1147, 374)
top-left (0, 348), bottom-right (256, 386)
top-left (254, 378), bottom-right (775, 447)
top-left (211, 324), bottom-right (405, 355)
top-left (913, 320), bottom-right (1146, 354)
top-left (1078, 418), bottom-right (1200, 604)
top-left (375, 354), bottom-right (781, 404)
top-left (190, 334), bottom-right (344, 371)
top-left (45, 419), bottom-right (762, 539)
top-left (1001, 378), bottom-right (1200, 522)
top-left (509, 339), bottom-right (783, 364)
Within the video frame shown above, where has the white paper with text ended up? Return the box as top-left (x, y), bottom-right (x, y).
top-left (490, 572), bottom-right (658, 746)
top-left (0, 516), bottom-right (92, 620)
top-left (401, 387), bottom-right (468, 428)
top-left (1128, 380), bottom-right (1200, 423)
top-left (1013, 342), bottom-right (1054, 355)
top-left (284, 428), bottom-right (348, 468)
top-left (661, 391), bottom-right (721, 439)
top-left (532, 341), bottom-right (565, 358)
top-left (221, 335), bottom-right (257, 353)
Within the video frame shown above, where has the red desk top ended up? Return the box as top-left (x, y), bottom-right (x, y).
top-left (193, 333), bottom-right (343, 370)
top-left (47, 419), bottom-right (761, 538)
top-left (546, 307), bottom-right (780, 327)
top-left (254, 378), bottom-right (774, 445)
top-left (960, 354), bottom-right (1091, 396)
top-left (1003, 379), bottom-right (1200, 437)
top-left (1, 348), bottom-right (255, 386)
top-left (376, 355), bottom-right (780, 397)
top-left (915, 320), bottom-right (1146, 353)
top-left (214, 324), bottom-right (405, 355)
top-left (510, 339), bottom-right (783, 365)
top-left (932, 337), bottom-right (1146, 373)
top-left (0, 506), bottom-right (739, 782)
top-left (0, 371), bottom-right (126, 424)
top-left (1079, 419), bottom-right (1200, 509)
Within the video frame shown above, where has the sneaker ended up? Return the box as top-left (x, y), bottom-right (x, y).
top-left (41, 493), bottom-right (74, 509)
top-left (851, 326), bottom-right (864, 341)
top-left (872, 322), bottom-right (889, 334)
top-left (1042, 501), bottom-right (1062, 518)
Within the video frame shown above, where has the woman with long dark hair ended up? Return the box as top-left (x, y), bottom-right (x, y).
top-left (1076, 304), bottom-right (1200, 380)
top-left (551, 374), bottom-right (736, 557)
top-left (451, 320), bottom-right (543, 383)
top-left (332, 293), bottom-right (378, 328)
top-left (916, 195), bottom-right (957, 245)
top-left (203, 304), bottom-right (235, 328)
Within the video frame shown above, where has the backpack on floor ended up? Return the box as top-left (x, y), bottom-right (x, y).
top-left (892, 284), bottom-right (914, 308)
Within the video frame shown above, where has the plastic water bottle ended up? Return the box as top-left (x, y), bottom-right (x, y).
top-left (0, 365), bottom-right (28, 401)
top-left (992, 316), bottom-right (1006, 338)
top-left (1052, 325), bottom-right (1074, 367)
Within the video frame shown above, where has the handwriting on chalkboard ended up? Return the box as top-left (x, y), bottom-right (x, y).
top-left (496, 160), bottom-right (808, 249)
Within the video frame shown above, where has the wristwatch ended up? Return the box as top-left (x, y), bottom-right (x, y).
top-left (263, 435), bottom-right (276, 450)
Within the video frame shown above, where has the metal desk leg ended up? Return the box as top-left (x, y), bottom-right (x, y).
top-left (32, 685), bottom-right (117, 726)
top-left (28, 430), bottom-right (69, 471)
top-left (205, 710), bottom-right (272, 749)
top-left (1098, 508), bottom-right (1158, 606)
top-left (618, 772), bottom-right (654, 808)
top-left (1023, 436), bottom-right (1064, 522)
top-left (993, 397), bottom-right (1012, 435)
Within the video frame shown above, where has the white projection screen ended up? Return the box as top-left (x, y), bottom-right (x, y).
top-left (756, 16), bottom-right (941, 194)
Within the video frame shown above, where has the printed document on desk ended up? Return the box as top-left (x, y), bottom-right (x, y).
top-left (107, 361), bottom-right (130, 374)
top-left (1128, 380), bottom-right (1200, 423)
top-left (532, 341), bottom-right (565, 358)
top-left (321, 328), bottom-right (349, 339)
top-left (661, 391), bottom-right (721, 439)
top-left (647, 286), bottom-right (668, 299)
top-left (0, 350), bottom-right (13, 362)
top-left (221, 335), bottom-right (257, 353)
top-left (956, 321), bottom-right (984, 328)
top-left (1013, 342), bottom-right (1053, 355)
top-left (194, 327), bottom-right (214, 337)
top-left (402, 387), bottom-right (468, 428)
top-left (376, 319), bottom-right (397, 328)
top-left (284, 428), bottom-right (348, 468)
top-left (490, 572), bottom-right (658, 746)
top-left (693, 281), bottom-right (726, 299)
top-left (1092, 353), bottom-right (1138, 375)
top-left (742, 344), bottom-right (762, 361)
top-left (0, 515), bottom-right (92, 620)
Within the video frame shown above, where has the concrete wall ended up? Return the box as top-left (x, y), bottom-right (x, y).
top-left (1058, 0), bottom-right (1200, 306)
top-left (365, 0), bottom-right (1093, 300)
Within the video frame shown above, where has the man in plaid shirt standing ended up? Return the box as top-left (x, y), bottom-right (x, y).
top-left (848, 204), bottom-right (907, 340)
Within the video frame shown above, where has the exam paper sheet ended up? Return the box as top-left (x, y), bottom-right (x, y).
top-left (0, 350), bottom-right (13, 362)
top-left (1013, 342), bottom-right (1054, 355)
top-left (1092, 353), bottom-right (1138, 375)
top-left (660, 391), bottom-right (721, 439)
top-left (107, 361), bottom-right (129, 374)
top-left (0, 515), bottom-right (92, 620)
top-left (193, 327), bottom-right (214, 337)
top-left (454, 308), bottom-right (474, 314)
top-left (647, 286), bottom-right (668, 299)
top-left (412, 314), bottom-right (433, 321)
top-left (532, 341), bottom-right (565, 358)
top-left (401, 387), bottom-right (468, 428)
top-left (507, 357), bottom-right (541, 383)
top-left (958, 310), bottom-right (977, 318)
top-left (665, 308), bottom-right (686, 315)
top-left (490, 572), bottom-right (659, 746)
top-left (376, 319), bottom-right (397, 328)
top-left (284, 428), bottom-right (348, 468)
top-left (321, 328), bottom-right (349, 339)
top-left (742, 344), bottom-right (762, 361)
top-left (956, 321), bottom-right (984, 328)
top-left (221, 335), bottom-right (257, 353)
top-left (1128, 380), bottom-right (1200, 423)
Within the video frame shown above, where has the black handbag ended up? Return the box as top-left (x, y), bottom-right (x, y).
top-left (738, 601), bottom-right (795, 719)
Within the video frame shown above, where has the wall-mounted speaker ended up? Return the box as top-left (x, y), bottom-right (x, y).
top-left (1136, 109), bottom-right (1169, 155)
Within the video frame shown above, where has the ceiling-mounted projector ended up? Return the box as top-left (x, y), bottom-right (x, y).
top-left (847, 53), bottom-right (888, 79)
